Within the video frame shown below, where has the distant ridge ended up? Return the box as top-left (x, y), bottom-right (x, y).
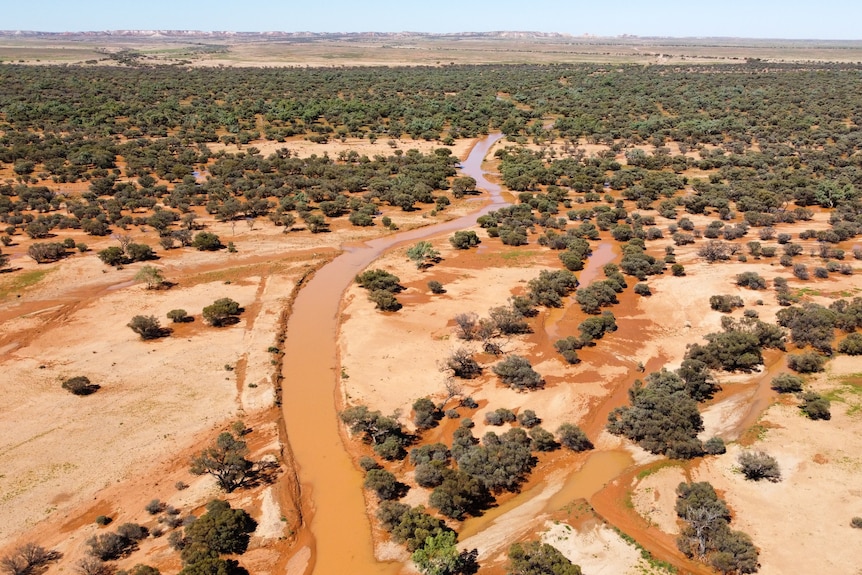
top-left (0, 30), bottom-right (575, 39)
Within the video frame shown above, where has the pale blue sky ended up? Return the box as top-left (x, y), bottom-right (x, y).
top-left (3, 0), bottom-right (861, 40)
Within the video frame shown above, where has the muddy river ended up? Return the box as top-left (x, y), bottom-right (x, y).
top-left (280, 134), bottom-right (506, 574)
top-left (279, 133), bottom-right (766, 574)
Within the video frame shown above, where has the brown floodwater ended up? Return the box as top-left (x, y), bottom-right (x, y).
top-left (544, 241), bottom-right (616, 341)
top-left (280, 134), bottom-right (505, 575)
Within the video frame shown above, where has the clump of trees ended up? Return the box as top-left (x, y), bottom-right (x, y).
top-left (355, 268), bottom-right (403, 311)
top-left (172, 499), bottom-right (255, 575)
top-left (527, 269), bottom-right (578, 307)
top-left (508, 541), bottom-right (582, 575)
top-left (787, 351), bottom-right (825, 373)
top-left (28, 242), bottom-right (68, 263)
top-left (607, 369), bottom-right (704, 459)
top-left (676, 482), bottom-right (759, 574)
top-left (341, 404), bottom-right (411, 460)
top-left (686, 316), bottom-right (785, 373)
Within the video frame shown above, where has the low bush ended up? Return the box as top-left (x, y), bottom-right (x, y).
top-left (62, 375), bottom-right (99, 396)
top-left (770, 373), bottom-right (804, 393)
top-left (738, 450), bottom-right (781, 482)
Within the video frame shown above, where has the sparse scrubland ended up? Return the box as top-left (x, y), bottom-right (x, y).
top-left (1, 44), bottom-right (861, 575)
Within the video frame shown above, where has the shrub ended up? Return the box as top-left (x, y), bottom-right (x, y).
top-left (554, 336), bottom-right (582, 364)
top-left (484, 408), bottom-right (515, 426)
top-left (358, 456), bottom-right (380, 472)
top-left (95, 515), bottom-right (112, 526)
top-left (793, 263), bottom-right (809, 280)
top-left (427, 280), bottom-right (445, 294)
top-left (703, 437), bottom-right (726, 455)
top-left (851, 517), bottom-right (862, 529)
top-left (62, 375), bottom-right (99, 396)
top-left (517, 409), bottom-right (541, 428)
top-left (116, 523), bottom-right (148, 542)
top-left (444, 348), bottom-right (481, 378)
top-left (167, 309), bottom-right (190, 323)
top-left (191, 232), bottom-right (222, 251)
top-left (28, 242), bottom-right (67, 263)
top-left (202, 298), bottom-right (242, 326)
top-left (450, 231), bottom-right (481, 249)
top-left (355, 269), bottom-right (402, 293)
top-left (770, 373), bottom-right (803, 393)
top-left (735, 271), bottom-right (767, 289)
top-left (557, 423), bottom-right (592, 452)
top-left (633, 283), bottom-right (651, 296)
top-left (799, 392), bottom-right (831, 420)
top-left (412, 397), bottom-right (439, 430)
top-left (410, 443), bottom-right (451, 466)
top-left (126, 243), bottom-right (155, 262)
top-left (838, 333), bottom-right (862, 355)
top-left (368, 289), bottom-right (402, 311)
top-left (414, 462), bottom-right (445, 488)
top-left (98, 246), bottom-right (126, 266)
top-left (738, 450), bottom-right (781, 482)
top-left (127, 315), bottom-right (167, 340)
top-left (87, 532), bottom-right (133, 561)
top-left (671, 263), bottom-right (685, 276)
top-left (145, 499), bottom-right (166, 515)
top-left (364, 469), bottom-right (403, 501)
top-left (529, 426), bottom-right (558, 451)
top-left (182, 499), bottom-right (256, 557)
top-left (508, 541), bottom-right (582, 575)
top-left (527, 269), bottom-right (578, 308)
top-left (787, 352), bottom-right (826, 373)
top-left (492, 355), bottom-right (543, 390)
top-left (709, 294), bottom-right (744, 313)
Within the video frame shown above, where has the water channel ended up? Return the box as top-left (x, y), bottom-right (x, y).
top-left (280, 134), bottom-right (507, 574)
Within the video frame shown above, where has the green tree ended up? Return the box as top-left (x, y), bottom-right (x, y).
top-left (135, 265), bottom-right (164, 289)
top-left (363, 468), bottom-right (402, 501)
top-left (192, 232), bottom-right (223, 251)
top-left (127, 315), bottom-right (166, 340)
top-left (407, 241), bottom-right (441, 269)
top-left (557, 423), bottom-right (592, 452)
top-left (189, 429), bottom-right (252, 492)
top-left (737, 450), bottom-right (781, 482)
top-left (411, 531), bottom-right (460, 575)
top-left (508, 541), bottom-right (581, 575)
top-left (449, 230), bottom-right (481, 249)
top-left (492, 355), bottom-right (543, 390)
top-left (202, 298), bottom-right (242, 326)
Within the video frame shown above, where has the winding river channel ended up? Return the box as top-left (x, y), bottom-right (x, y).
top-left (280, 131), bottom-right (780, 575)
top-left (280, 134), bottom-right (507, 574)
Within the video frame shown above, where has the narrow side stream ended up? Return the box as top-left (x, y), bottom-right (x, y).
top-left (280, 134), bottom-right (505, 575)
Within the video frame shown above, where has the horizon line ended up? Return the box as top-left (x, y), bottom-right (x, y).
top-left (0, 30), bottom-right (860, 42)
